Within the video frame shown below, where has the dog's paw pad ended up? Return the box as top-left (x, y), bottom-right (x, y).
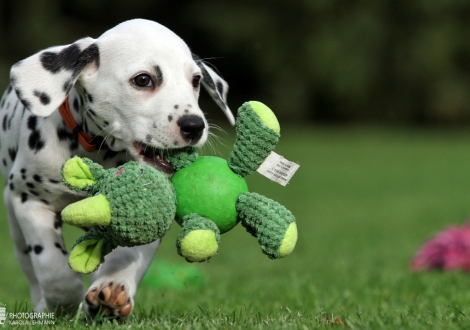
top-left (85, 282), bottom-right (133, 319)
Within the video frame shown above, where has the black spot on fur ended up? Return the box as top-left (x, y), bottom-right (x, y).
top-left (7, 85), bottom-right (12, 95)
top-left (33, 90), bottom-right (51, 105)
top-left (54, 218), bottom-right (63, 229)
top-left (74, 44), bottom-right (100, 77)
top-left (41, 199), bottom-right (49, 205)
top-left (33, 245), bottom-right (43, 254)
top-left (8, 148), bottom-right (17, 162)
top-left (57, 126), bottom-right (72, 141)
top-left (174, 105), bottom-right (179, 109)
top-left (15, 88), bottom-right (31, 110)
top-left (184, 109), bottom-right (189, 114)
top-left (85, 91), bottom-right (94, 103)
top-left (168, 115), bottom-right (173, 122)
top-left (9, 173), bottom-right (13, 180)
top-left (216, 81), bottom-right (224, 96)
top-left (103, 149), bottom-right (118, 161)
top-left (1, 99), bottom-right (5, 109)
top-left (21, 192), bottom-right (28, 203)
top-left (152, 122), bottom-right (158, 129)
top-left (24, 245), bottom-right (32, 254)
top-left (2, 159), bottom-right (6, 167)
top-left (40, 44), bottom-right (82, 74)
top-left (54, 242), bottom-right (67, 255)
top-left (28, 130), bottom-right (45, 153)
top-left (192, 53), bottom-right (217, 91)
top-left (103, 120), bottom-right (109, 126)
top-left (26, 182), bottom-right (35, 189)
top-left (88, 108), bottom-right (96, 116)
top-left (57, 126), bottom-right (78, 151)
top-left (73, 98), bottom-right (79, 112)
top-left (21, 168), bottom-right (26, 174)
top-left (7, 114), bottom-right (13, 130)
top-left (146, 134), bottom-right (153, 143)
top-left (27, 116), bottom-right (37, 131)
top-left (29, 190), bottom-right (40, 196)
top-left (174, 140), bottom-right (179, 146)
top-left (49, 179), bottom-right (60, 184)
top-left (9, 183), bottom-right (14, 190)
top-left (40, 43), bottom-right (99, 78)
top-left (63, 80), bottom-right (72, 94)
top-left (2, 115), bottom-right (8, 131)
top-left (155, 66), bottom-right (163, 86)
top-left (33, 174), bottom-right (43, 183)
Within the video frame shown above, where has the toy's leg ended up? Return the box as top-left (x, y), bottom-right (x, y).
top-left (176, 214), bottom-right (220, 262)
top-left (236, 192), bottom-right (297, 259)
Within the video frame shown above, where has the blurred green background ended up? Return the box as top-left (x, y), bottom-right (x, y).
top-left (2, 0), bottom-right (470, 124)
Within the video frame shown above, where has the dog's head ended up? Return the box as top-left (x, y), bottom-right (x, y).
top-left (10, 19), bottom-right (234, 173)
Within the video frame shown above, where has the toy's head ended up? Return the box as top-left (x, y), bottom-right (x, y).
top-left (61, 157), bottom-right (176, 274)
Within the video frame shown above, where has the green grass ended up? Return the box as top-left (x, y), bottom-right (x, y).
top-left (2, 125), bottom-right (470, 329)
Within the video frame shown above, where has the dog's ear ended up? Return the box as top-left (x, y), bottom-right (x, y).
top-left (192, 54), bottom-right (235, 125)
top-left (10, 37), bottom-right (99, 117)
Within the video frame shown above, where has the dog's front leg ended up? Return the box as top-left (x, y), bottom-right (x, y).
top-left (8, 191), bottom-right (84, 313)
top-left (84, 239), bottom-right (161, 319)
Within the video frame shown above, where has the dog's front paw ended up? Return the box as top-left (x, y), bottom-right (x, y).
top-left (85, 282), bottom-right (133, 319)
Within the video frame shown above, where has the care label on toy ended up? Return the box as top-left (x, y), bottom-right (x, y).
top-left (257, 151), bottom-right (300, 186)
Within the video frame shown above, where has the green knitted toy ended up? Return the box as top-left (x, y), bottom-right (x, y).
top-left (167, 101), bottom-right (298, 262)
top-left (60, 158), bottom-right (175, 274)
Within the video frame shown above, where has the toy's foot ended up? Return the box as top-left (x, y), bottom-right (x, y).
top-left (237, 192), bottom-right (297, 259)
top-left (85, 282), bottom-right (132, 319)
top-left (176, 214), bottom-right (220, 262)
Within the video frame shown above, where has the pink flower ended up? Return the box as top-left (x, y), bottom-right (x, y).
top-left (411, 222), bottom-right (470, 271)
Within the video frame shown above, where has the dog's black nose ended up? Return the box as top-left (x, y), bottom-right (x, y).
top-left (178, 115), bottom-right (205, 142)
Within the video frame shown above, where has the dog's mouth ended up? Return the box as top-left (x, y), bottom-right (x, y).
top-left (131, 141), bottom-right (175, 176)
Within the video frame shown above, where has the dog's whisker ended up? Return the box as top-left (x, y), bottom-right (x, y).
top-left (97, 129), bottom-right (118, 153)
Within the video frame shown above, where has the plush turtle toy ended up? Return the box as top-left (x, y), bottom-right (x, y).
top-left (61, 101), bottom-right (297, 273)
top-left (60, 158), bottom-right (175, 274)
top-left (166, 101), bottom-right (298, 263)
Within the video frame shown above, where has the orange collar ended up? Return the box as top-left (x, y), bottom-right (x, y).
top-left (58, 97), bottom-right (102, 152)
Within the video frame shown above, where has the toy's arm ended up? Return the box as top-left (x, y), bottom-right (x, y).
top-left (236, 192), bottom-right (297, 259)
top-left (228, 102), bottom-right (280, 177)
top-left (165, 147), bottom-right (199, 171)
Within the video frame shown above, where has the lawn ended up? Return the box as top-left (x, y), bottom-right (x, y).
top-left (1, 125), bottom-right (470, 329)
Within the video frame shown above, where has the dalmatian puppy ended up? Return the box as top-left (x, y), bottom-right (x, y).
top-left (0, 19), bottom-right (234, 318)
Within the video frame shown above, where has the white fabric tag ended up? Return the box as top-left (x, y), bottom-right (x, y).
top-left (256, 151), bottom-right (300, 186)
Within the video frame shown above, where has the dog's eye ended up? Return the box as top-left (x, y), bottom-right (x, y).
top-left (192, 75), bottom-right (202, 88)
top-left (133, 74), bottom-right (154, 88)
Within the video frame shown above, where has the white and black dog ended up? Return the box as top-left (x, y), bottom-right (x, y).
top-left (0, 19), bottom-right (234, 318)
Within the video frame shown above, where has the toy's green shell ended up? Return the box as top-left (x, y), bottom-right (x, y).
top-left (172, 156), bottom-right (248, 233)
top-left (102, 162), bottom-right (176, 245)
